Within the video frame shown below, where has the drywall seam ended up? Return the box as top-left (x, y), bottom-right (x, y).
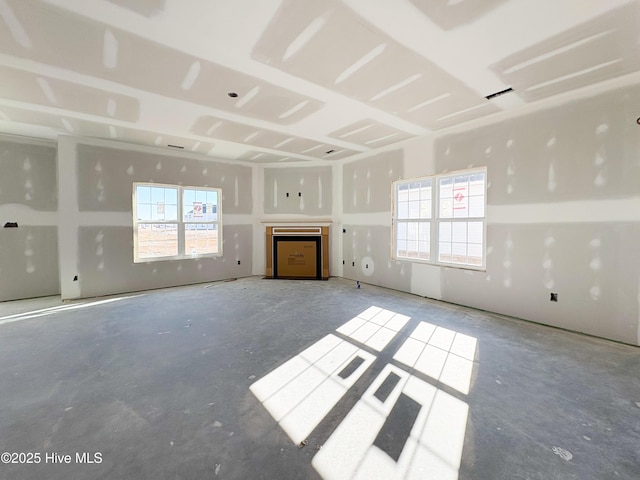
top-left (252, 164), bottom-right (264, 276)
top-left (342, 212), bottom-right (391, 227)
top-left (488, 199), bottom-right (640, 223)
top-left (56, 136), bottom-right (81, 299)
top-left (62, 134), bottom-right (257, 167)
top-left (332, 163), bottom-right (343, 277)
top-left (0, 206), bottom-right (57, 225)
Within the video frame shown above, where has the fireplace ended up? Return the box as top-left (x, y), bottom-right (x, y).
top-left (265, 226), bottom-right (329, 280)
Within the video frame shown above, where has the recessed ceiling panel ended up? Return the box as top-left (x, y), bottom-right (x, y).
top-left (237, 151), bottom-right (299, 163)
top-left (106, 0), bottom-right (166, 17)
top-left (0, 105), bottom-right (216, 154)
top-left (0, 0), bottom-right (323, 125)
top-left (274, 137), bottom-right (359, 160)
top-left (192, 117), bottom-right (262, 144)
top-left (329, 119), bottom-right (414, 148)
top-left (252, 0), bottom-right (498, 130)
top-left (414, 92), bottom-right (500, 129)
top-left (409, 0), bottom-right (508, 30)
top-left (491, 3), bottom-right (640, 102)
top-left (252, 1), bottom-right (380, 88)
top-left (0, 106), bottom-right (75, 132)
top-left (316, 148), bottom-right (357, 161)
top-left (271, 137), bottom-right (318, 155)
top-left (192, 116), bottom-right (360, 160)
top-left (0, 66), bottom-right (140, 122)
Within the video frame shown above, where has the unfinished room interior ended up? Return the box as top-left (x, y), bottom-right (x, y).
top-left (1, 0), bottom-right (640, 478)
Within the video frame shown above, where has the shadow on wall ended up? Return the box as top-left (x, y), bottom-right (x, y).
top-left (343, 149), bottom-right (403, 214)
top-left (342, 225), bottom-right (411, 292)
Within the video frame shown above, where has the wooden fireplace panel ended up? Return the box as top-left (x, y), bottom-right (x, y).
top-left (265, 226), bottom-right (329, 280)
top-left (276, 239), bottom-right (318, 278)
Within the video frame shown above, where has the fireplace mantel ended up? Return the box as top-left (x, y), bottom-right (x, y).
top-left (261, 220), bottom-right (333, 227)
top-left (265, 224), bottom-right (329, 280)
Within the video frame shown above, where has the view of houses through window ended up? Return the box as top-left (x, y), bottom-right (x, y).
top-left (393, 168), bottom-right (486, 269)
top-left (133, 183), bottom-right (221, 262)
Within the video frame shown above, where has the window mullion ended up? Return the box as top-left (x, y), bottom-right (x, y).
top-left (432, 179), bottom-right (438, 265)
top-left (178, 187), bottom-right (185, 256)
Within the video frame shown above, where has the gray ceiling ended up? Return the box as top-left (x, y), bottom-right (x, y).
top-left (1, 0), bottom-right (639, 163)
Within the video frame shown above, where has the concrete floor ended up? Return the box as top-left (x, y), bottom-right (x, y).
top-left (0, 276), bottom-right (638, 480)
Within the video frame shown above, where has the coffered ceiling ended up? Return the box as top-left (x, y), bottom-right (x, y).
top-left (0, 0), bottom-right (638, 163)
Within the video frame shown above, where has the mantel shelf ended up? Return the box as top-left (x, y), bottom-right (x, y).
top-left (265, 225), bottom-right (329, 280)
top-left (261, 220), bottom-right (333, 227)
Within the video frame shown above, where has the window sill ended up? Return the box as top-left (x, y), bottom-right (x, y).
top-left (134, 253), bottom-right (222, 263)
top-left (392, 256), bottom-right (486, 273)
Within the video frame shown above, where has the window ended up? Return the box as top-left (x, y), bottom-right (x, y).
top-left (393, 168), bottom-right (486, 269)
top-left (133, 183), bottom-right (221, 262)
top-left (395, 180), bottom-right (432, 260)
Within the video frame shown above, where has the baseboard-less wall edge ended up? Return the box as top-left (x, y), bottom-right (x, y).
top-left (60, 274), bottom-right (258, 302)
top-left (339, 276), bottom-right (640, 348)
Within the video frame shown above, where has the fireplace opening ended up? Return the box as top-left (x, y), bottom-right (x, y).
top-left (273, 236), bottom-right (322, 280)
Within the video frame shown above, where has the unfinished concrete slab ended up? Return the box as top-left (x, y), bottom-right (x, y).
top-left (0, 277), bottom-right (638, 479)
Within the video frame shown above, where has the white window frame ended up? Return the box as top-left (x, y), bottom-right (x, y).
top-left (133, 182), bottom-right (222, 263)
top-left (392, 167), bottom-right (487, 271)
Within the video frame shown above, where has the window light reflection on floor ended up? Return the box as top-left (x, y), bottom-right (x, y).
top-left (0, 295), bottom-right (142, 326)
top-left (313, 364), bottom-right (469, 480)
top-left (250, 305), bottom-right (477, 480)
top-left (394, 322), bottom-right (477, 395)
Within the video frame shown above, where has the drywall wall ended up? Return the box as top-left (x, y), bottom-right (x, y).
top-left (342, 225), bottom-right (412, 292)
top-left (259, 164), bottom-right (341, 278)
top-left (341, 150), bottom-right (410, 291)
top-left (57, 136), bottom-right (254, 300)
top-left (341, 83), bottom-right (640, 346)
top-left (0, 135), bottom-right (59, 301)
top-left (342, 149), bottom-right (403, 214)
top-left (263, 166), bottom-right (332, 216)
top-left (434, 84), bottom-right (640, 345)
